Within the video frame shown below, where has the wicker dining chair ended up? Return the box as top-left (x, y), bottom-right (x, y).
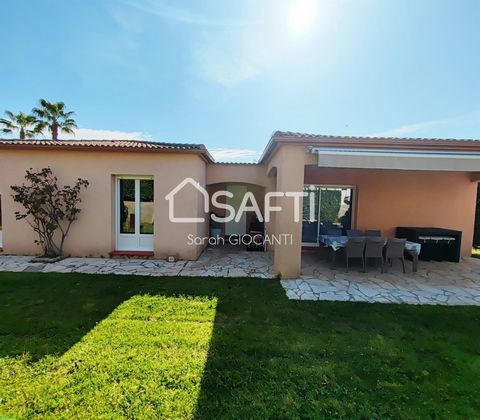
top-left (365, 237), bottom-right (385, 273)
top-left (365, 230), bottom-right (381, 237)
top-left (385, 238), bottom-right (406, 273)
top-left (345, 237), bottom-right (366, 273)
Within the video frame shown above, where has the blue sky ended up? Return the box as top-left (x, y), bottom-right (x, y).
top-left (1, 0), bottom-right (479, 161)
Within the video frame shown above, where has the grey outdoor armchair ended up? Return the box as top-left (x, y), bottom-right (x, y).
top-left (345, 237), bottom-right (366, 273)
top-left (385, 238), bottom-right (406, 273)
top-left (365, 237), bottom-right (385, 273)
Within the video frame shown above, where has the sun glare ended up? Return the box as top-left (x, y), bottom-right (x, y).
top-left (288, 0), bottom-right (318, 33)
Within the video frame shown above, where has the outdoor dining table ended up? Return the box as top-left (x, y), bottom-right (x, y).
top-left (318, 235), bottom-right (422, 272)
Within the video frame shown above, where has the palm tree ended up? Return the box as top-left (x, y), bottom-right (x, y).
top-left (0, 111), bottom-right (38, 140)
top-left (33, 99), bottom-right (77, 140)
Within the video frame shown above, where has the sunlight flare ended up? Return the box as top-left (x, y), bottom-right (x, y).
top-left (288, 0), bottom-right (318, 33)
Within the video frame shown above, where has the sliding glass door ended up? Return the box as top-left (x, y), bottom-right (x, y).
top-left (302, 185), bottom-right (354, 244)
top-left (116, 177), bottom-right (154, 251)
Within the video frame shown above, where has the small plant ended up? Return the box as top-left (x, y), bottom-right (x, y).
top-left (11, 167), bottom-right (89, 258)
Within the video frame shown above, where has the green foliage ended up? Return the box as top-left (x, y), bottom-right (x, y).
top-left (121, 179), bottom-right (154, 202)
top-left (302, 186), bottom-right (319, 221)
top-left (0, 110), bottom-right (39, 139)
top-left (1, 273), bottom-right (480, 418)
top-left (10, 167), bottom-right (89, 257)
top-left (320, 189), bottom-right (342, 223)
top-left (33, 99), bottom-right (77, 140)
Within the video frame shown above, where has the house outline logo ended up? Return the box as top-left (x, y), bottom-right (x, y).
top-left (165, 177), bottom-right (209, 223)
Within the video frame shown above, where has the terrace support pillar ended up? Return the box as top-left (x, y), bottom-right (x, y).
top-left (269, 146), bottom-right (306, 279)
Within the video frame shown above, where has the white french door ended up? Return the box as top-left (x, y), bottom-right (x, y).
top-left (116, 177), bottom-right (154, 251)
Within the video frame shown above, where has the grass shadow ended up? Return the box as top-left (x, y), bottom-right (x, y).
top-left (0, 271), bottom-right (230, 360)
top-left (0, 272), bottom-right (131, 359)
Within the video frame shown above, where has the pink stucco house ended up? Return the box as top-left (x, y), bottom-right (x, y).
top-left (1, 131), bottom-right (479, 278)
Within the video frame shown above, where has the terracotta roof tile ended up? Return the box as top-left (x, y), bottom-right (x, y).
top-left (272, 130), bottom-right (480, 143)
top-left (259, 131), bottom-right (480, 163)
top-left (0, 139), bottom-right (214, 161)
top-left (0, 139), bottom-right (202, 149)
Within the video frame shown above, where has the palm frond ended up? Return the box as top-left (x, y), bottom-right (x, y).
top-left (4, 110), bottom-right (15, 120)
top-left (34, 121), bottom-right (47, 132)
top-left (0, 118), bottom-right (14, 129)
top-left (33, 99), bottom-right (77, 135)
top-left (25, 129), bottom-right (37, 139)
top-left (25, 115), bottom-right (37, 124)
top-left (60, 126), bottom-right (75, 134)
top-left (32, 107), bottom-right (47, 118)
top-left (62, 118), bottom-right (77, 127)
top-left (39, 98), bottom-right (50, 108)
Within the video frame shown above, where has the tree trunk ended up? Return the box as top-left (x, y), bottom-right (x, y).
top-left (20, 127), bottom-right (25, 140)
top-left (52, 122), bottom-right (58, 140)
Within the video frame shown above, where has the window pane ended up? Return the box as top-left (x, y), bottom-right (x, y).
top-left (302, 185), bottom-right (320, 242)
top-left (120, 179), bottom-right (135, 234)
top-left (338, 188), bottom-right (353, 230)
top-left (319, 187), bottom-right (353, 234)
top-left (140, 180), bottom-right (154, 235)
top-left (302, 185), bottom-right (320, 222)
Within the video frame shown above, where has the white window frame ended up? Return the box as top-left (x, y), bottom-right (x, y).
top-left (115, 176), bottom-right (154, 251)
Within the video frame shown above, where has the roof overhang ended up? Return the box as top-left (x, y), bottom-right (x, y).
top-left (259, 131), bottom-right (480, 165)
top-left (309, 147), bottom-right (480, 171)
top-left (0, 139), bottom-right (215, 163)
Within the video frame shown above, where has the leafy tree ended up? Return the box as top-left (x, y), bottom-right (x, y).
top-left (0, 111), bottom-right (38, 139)
top-left (33, 99), bottom-right (77, 140)
top-left (11, 167), bottom-right (89, 258)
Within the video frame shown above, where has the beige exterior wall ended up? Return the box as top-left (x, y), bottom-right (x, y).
top-left (267, 145), bottom-right (307, 278)
top-left (0, 149), bottom-right (207, 259)
top-left (206, 163), bottom-right (268, 186)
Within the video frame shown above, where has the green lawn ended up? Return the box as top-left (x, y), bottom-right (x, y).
top-left (1, 273), bottom-right (479, 418)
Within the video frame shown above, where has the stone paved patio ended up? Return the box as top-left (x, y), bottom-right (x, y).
top-left (281, 252), bottom-right (480, 306)
top-left (0, 246), bottom-right (275, 279)
top-left (2, 247), bottom-right (480, 305)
